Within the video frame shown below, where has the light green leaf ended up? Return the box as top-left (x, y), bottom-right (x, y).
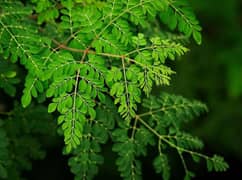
top-left (48, 103), bottom-right (57, 113)
top-left (21, 93), bottom-right (32, 108)
top-left (193, 31), bottom-right (202, 45)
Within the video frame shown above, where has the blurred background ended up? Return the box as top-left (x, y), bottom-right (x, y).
top-left (1, 0), bottom-right (242, 179)
top-left (165, 0), bottom-right (242, 178)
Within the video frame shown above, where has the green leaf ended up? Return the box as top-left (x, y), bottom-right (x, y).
top-left (193, 31), bottom-right (202, 45)
top-left (89, 108), bottom-right (96, 120)
top-left (46, 87), bottom-right (55, 98)
top-left (5, 71), bottom-right (16, 78)
top-left (206, 159), bottom-right (213, 172)
top-left (21, 93), bottom-right (32, 108)
top-left (79, 80), bottom-right (87, 92)
top-left (48, 103), bottom-right (57, 113)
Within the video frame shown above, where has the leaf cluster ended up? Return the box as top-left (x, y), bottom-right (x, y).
top-left (0, 0), bottom-right (228, 179)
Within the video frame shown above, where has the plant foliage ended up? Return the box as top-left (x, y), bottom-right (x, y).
top-left (0, 103), bottom-right (56, 180)
top-left (0, 0), bottom-right (228, 179)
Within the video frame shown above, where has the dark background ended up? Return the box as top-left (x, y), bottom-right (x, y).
top-left (1, 0), bottom-right (242, 179)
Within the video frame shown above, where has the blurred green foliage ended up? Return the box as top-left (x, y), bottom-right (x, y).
top-left (166, 0), bottom-right (242, 160)
top-left (0, 103), bottom-right (58, 179)
top-left (0, 60), bottom-right (20, 97)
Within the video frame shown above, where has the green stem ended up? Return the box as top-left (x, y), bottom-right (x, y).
top-left (131, 117), bottom-right (138, 140)
top-left (0, 111), bottom-right (13, 116)
top-left (137, 116), bottom-right (211, 161)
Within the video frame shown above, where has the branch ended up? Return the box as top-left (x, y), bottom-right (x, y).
top-left (0, 111), bottom-right (12, 116)
top-left (136, 116), bottom-right (211, 160)
top-left (52, 39), bottom-right (174, 79)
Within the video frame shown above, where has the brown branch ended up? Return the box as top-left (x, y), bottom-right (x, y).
top-left (52, 39), bottom-right (125, 59)
top-left (51, 39), bottom-right (173, 81)
top-left (52, 39), bottom-right (85, 53)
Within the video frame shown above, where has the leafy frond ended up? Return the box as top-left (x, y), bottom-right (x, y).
top-left (153, 153), bottom-right (170, 180)
top-left (174, 132), bottom-right (204, 150)
top-left (161, 0), bottom-right (202, 44)
top-left (30, 0), bottom-right (59, 24)
top-left (206, 155), bottom-right (229, 172)
top-left (0, 1), bottom-right (52, 107)
top-left (112, 125), bottom-right (142, 180)
top-left (133, 93), bottom-right (227, 179)
top-left (0, 1), bottom-right (50, 73)
top-left (141, 93), bottom-right (208, 129)
top-left (69, 97), bottom-right (116, 179)
top-left (45, 52), bottom-right (107, 151)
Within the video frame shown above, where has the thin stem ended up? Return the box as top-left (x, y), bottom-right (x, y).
top-left (88, 0), bottom-right (154, 48)
top-left (121, 56), bottom-right (131, 119)
top-left (137, 103), bottom-right (194, 118)
top-left (52, 40), bottom-right (173, 80)
top-left (71, 50), bottom-right (88, 141)
top-left (52, 39), bottom-right (124, 58)
top-left (161, 135), bottom-right (210, 160)
top-left (137, 107), bottom-right (168, 117)
top-left (136, 116), bottom-right (161, 138)
top-left (131, 117), bottom-right (138, 140)
top-left (52, 39), bottom-right (86, 53)
top-left (137, 116), bottom-right (211, 160)
top-left (158, 138), bottom-right (162, 155)
top-left (178, 150), bottom-right (189, 175)
top-left (0, 111), bottom-right (13, 116)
